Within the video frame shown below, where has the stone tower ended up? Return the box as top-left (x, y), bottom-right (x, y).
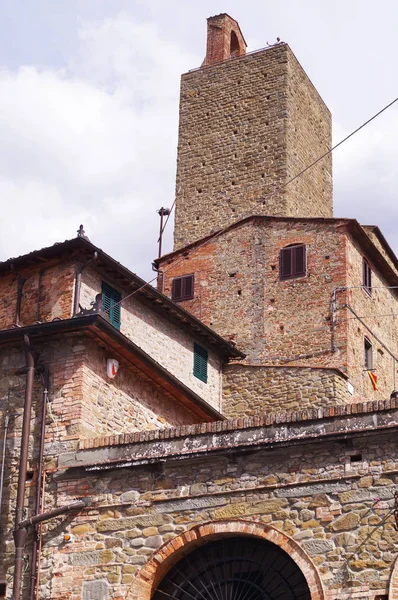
top-left (173, 14), bottom-right (333, 250)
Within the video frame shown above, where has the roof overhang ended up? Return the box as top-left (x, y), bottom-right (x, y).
top-left (0, 315), bottom-right (225, 422)
top-left (0, 237), bottom-right (245, 361)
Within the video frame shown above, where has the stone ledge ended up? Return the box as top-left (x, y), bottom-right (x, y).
top-left (56, 400), bottom-right (398, 471)
top-left (78, 396), bottom-right (398, 451)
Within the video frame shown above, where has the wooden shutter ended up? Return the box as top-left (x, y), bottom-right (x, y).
top-left (182, 275), bottom-right (194, 300)
top-left (280, 247), bottom-right (292, 279)
top-left (280, 245), bottom-right (306, 279)
top-left (193, 343), bottom-right (208, 383)
top-left (362, 258), bottom-right (372, 295)
top-left (172, 275), bottom-right (194, 302)
top-left (102, 282), bottom-right (122, 329)
top-left (294, 245), bottom-right (306, 276)
top-left (172, 278), bottom-right (183, 301)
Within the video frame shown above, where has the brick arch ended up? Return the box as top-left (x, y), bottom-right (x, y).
top-left (128, 520), bottom-right (326, 600)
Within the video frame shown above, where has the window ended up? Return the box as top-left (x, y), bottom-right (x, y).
top-left (102, 282), bottom-right (122, 329)
top-left (364, 337), bottom-right (373, 370)
top-left (280, 244), bottom-right (306, 280)
top-left (193, 343), bottom-right (208, 383)
top-left (362, 258), bottom-right (372, 295)
top-left (172, 275), bottom-right (194, 302)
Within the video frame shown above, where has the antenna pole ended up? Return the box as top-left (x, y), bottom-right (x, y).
top-left (157, 207), bottom-right (171, 258)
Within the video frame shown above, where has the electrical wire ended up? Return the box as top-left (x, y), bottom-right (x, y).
top-left (102, 93), bottom-right (398, 315)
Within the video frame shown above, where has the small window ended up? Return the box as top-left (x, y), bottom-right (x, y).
top-left (230, 31), bottom-right (240, 57)
top-left (102, 282), bottom-right (122, 330)
top-left (0, 583), bottom-right (6, 598)
top-left (193, 343), bottom-right (208, 383)
top-left (172, 275), bottom-right (194, 302)
top-left (280, 244), bottom-right (306, 280)
top-left (364, 337), bottom-right (373, 370)
top-left (362, 258), bottom-right (372, 295)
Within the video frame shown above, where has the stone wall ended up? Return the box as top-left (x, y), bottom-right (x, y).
top-left (222, 364), bottom-right (349, 417)
top-left (79, 340), bottom-right (199, 437)
top-left (173, 43), bottom-right (332, 250)
top-left (345, 234), bottom-right (398, 401)
top-left (34, 407), bottom-right (398, 600)
top-left (0, 331), bottom-right (207, 591)
top-left (80, 267), bottom-right (222, 411)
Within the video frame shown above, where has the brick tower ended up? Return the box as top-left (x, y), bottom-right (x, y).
top-left (173, 14), bottom-right (333, 250)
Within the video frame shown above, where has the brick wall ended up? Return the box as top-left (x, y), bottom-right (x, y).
top-left (161, 219), bottom-right (348, 369)
top-left (173, 43), bottom-right (332, 250)
top-left (80, 267), bottom-right (222, 411)
top-left (0, 260), bottom-right (75, 330)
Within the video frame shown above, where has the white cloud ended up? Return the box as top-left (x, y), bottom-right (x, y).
top-left (0, 12), bottom-right (198, 279)
top-left (333, 107), bottom-right (398, 246)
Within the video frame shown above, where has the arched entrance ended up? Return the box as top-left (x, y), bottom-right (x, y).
top-left (128, 521), bottom-right (325, 600)
top-left (152, 536), bottom-right (310, 599)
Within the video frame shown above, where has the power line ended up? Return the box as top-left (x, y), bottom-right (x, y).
top-left (103, 93), bottom-right (398, 314)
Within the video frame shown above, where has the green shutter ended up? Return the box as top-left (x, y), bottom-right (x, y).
top-left (193, 343), bottom-right (208, 383)
top-left (102, 282), bottom-right (122, 329)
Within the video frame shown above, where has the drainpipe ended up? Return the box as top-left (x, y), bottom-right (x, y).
top-left (0, 412), bottom-right (20, 532)
top-left (29, 367), bottom-right (49, 600)
top-left (12, 335), bottom-right (35, 600)
top-left (73, 252), bottom-right (98, 315)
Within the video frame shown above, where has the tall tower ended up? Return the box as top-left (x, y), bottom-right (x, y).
top-left (173, 14), bottom-right (332, 250)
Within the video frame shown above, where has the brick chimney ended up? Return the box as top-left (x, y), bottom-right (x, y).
top-left (203, 14), bottom-right (247, 66)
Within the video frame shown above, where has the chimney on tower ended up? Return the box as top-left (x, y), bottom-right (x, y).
top-left (203, 14), bottom-right (247, 66)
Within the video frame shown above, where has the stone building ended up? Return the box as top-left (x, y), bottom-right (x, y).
top-left (2, 12), bottom-right (398, 600)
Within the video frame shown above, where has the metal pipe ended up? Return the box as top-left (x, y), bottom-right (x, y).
top-left (18, 500), bottom-right (87, 529)
top-left (157, 207), bottom-right (170, 259)
top-left (12, 335), bottom-right (35, 600)
top-left (0, 412), bottom-right (19, 532)
top-left (35, 472), bottom-right (46, 600)
top-left (73, 252), bottom-right (98, 315)
top-left (29, 369), bottom-right (49, 600)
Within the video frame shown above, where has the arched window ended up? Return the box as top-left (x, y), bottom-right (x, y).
top-left (152, 536), bottom-right (311, 600)
top-left (280, 244), bottom-right (307, 280)
top-left (230, 31), bottom-right (240, 57)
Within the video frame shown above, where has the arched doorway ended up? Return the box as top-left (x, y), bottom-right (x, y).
top-left (152, 536), bottom-right (311, 600)
top-left (129, 521), bottom-right (325, 600)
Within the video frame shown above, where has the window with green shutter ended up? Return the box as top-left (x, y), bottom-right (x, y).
top-left (193, 343), bottom-right (208, 383)
top-left (102, 282), bottom-right (122, 329)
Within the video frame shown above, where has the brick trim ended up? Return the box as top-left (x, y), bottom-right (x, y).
top-left (389, 554), bottom-right (398, 599)
top-left (127, 520), bottom-right (325, 600)
top-left (78, 396), bottom-right (398, 450)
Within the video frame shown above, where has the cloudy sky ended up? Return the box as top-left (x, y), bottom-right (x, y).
top-left (1, 0), bottom-right (398, 280)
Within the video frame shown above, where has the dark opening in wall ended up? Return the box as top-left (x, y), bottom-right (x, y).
top-left (350, 454), bottom-right (362, 463)
top-left (26, 470), bottom-right (34, 482)
top-left (0, 582), bottom-right (6, 597)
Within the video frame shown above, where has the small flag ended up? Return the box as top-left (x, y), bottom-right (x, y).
top-left (368, 371), bottom-right (378, 390)
top-left (107, 358), bottom-right (119, 379)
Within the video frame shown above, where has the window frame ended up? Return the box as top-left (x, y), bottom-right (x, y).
top-left (279, 244), bottom-right (307, 280)
top-left (193, 343), bottom-right (208, 383)
top-left (364, 337), bottom-right (373, 371)
top-left (101, 281), bottom-right (122, 330)
top-left (172, 274), bottom-right (195, 302)
top-left (362, 258), bottom-right (372, 296)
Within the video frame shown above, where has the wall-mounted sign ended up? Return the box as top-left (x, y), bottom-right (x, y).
top-left (107, 358), bottom-right (119, 379)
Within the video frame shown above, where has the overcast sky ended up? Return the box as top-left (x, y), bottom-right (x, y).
top-left (1, 0), bottom-right (398, 280)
